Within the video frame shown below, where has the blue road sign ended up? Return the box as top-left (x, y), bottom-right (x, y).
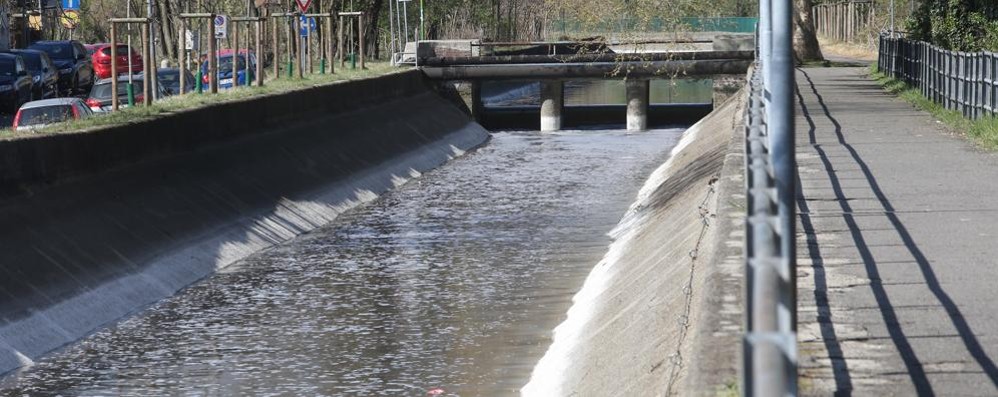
top-left (62, 0), bottom-right (80, 10)
top-left (299, 16), bottom-right (316, 37)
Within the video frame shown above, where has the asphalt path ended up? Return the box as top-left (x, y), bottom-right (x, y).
top-left (795, 66), bottom-right (998, 396)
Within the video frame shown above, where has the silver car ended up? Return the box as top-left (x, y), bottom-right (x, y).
top-left (13, 97), bottom-right (93, 131)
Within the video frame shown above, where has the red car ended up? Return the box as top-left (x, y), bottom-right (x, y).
top-left (90, 43), bottom-right (143, 79)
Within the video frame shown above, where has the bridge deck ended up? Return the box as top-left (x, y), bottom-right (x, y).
top-left (795, 66), bottom-right (998, 395)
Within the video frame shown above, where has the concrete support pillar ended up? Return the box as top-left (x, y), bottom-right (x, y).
top-left (540, 80), bottom-right (564, 131)
top-left (626, 79), bottom-right (649, 131)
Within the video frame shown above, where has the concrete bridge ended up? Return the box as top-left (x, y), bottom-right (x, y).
top-left (420, 49), bottom-right (753, 132)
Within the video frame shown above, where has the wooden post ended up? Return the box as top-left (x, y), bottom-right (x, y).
top-left (232, 21), bottom-right (239, 87)
top-left (295, 16), bottom-right (304, 78)
top-left (358, 13), bottom-right (365, 69)
top-left (179, 18), bottom-right (187, 95)
top-left (337, 15), bottom-right (344, 67)
top-left (256, 20), bottom-right (263, 86)
top-left (209, 15), bottom-right (218, 93)
top-left (326, 14), bottom-right (334, 73)
top-left (272, 16), bottom-right (279, 79)
top-left (111, 23), bottom-right (119, 111)
top-left (141, 23), bottom-right (152, 106)
top-left (244, 21), bottom-right (250, 87)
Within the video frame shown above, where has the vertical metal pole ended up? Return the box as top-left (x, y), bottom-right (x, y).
top-left (388, 0), bottom-right (396, 64)
top-left (111, 23), bottom-right (119, 111)
top-left (179, 18), bottom-right (187, 95)
top-left (760, 0), bottom-right (772, 98)
top-left (890, 0), bottom-right (896, 38)
top-left (148, 0), bottom-right (157, 101)
top-left (142, 22), bottom-right (152, 106)
top-left (209, 15), bottom-right (218, 93)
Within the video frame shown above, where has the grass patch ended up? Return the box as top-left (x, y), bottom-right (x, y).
top-left (869, 65), bottom-right (998, 150)
top-left (0, 62), bottom-right (398, 139)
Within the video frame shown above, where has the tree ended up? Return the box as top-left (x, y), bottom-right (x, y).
top-left (793, 0), bottom-right (823, 62)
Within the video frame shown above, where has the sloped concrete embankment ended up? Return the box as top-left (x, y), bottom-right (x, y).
top-left (523, 86), bottom-right (747, 396)
top-left (0, 71), bottom-right (490, 375)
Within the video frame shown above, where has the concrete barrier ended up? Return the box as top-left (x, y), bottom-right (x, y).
top-left (522, 85), bottom-right (747, 396)
top-left (0, 70), bottom-right (490, 375)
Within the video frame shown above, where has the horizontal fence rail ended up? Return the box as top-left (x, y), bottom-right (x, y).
top-left (880, 35), bottom-right (998, 120)
top-left (743, 1), bottom-right (798, 396)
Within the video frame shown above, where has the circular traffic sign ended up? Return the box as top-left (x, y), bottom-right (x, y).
top-left (60, 10), bottom-right (80, 30)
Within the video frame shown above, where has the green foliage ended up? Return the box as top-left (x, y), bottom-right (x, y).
top-left (908, 0), bottom-right (998, 51)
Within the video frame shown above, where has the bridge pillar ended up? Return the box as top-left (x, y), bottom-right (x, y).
top-left (626, 79), bottom-right (649, 132)
top-left (540, 81), bottom-right (564, 132)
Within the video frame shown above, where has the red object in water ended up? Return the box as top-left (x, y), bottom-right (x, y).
top-left (427, 388), bottom-right (445, 396)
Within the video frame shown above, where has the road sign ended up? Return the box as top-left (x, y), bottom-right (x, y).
top-left (60, 9), bottom-right (79, 29)
top-left (299, 16), bottom-right (316, 37)
top-left (62, 0), bottom-right (80, 10)
top-left (185, 29), bottom-right (200, 51)
top-left (214, 14), bottom-right (227, 39)
top-left (295, 0), bottom-right (312, 13)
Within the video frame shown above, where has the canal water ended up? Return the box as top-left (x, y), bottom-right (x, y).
top-left (0, 127), bottom-right (686, 396)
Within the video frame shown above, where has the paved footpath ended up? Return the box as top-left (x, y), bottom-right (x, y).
top-left (795, 66), bottom-right (998, 396)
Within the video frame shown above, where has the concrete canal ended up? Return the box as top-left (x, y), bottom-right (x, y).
top-left (0, 126), bottom-right (687, 396)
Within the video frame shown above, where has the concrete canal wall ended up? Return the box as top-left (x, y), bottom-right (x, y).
top-left (0, 71), bottom-right (490, 376)
top-left (523, 85), bottom-right (747, 396)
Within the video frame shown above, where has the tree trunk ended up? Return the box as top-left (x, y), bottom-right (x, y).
top-left (794, 0), bottom-right (824, 62)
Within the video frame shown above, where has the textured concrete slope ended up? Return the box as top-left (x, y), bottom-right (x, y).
top-left (0, 85), bottom-right (489, 376)
top-left (522, 89), bottom-right (746, 396)
top-left (796, 67), bottom-right (998, 396)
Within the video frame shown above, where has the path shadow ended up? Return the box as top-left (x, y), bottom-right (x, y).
top-left (797, 68), bottom-right (998, 395)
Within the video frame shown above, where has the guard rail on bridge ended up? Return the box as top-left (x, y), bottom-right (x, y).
top-left (879, 34), bottom-right (998, 120)
top-left (742, 0), bottom-right (797, 396)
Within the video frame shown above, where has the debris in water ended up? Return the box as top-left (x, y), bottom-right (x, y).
top-left (427, 387), bottom-right (446, 395)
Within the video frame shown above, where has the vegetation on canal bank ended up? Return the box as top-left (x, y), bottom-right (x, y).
top-left (871, 65), bottom-right (998, 150)
top-left (0, 63), bottom-right (396, 139)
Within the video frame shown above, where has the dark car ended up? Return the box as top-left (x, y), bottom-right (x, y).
top-left (157, 68), bottom-right (195, 96)
top-left (10, 49), bottom-right (59, 100)
top-left (0, 54), bottom-right (35, 113)
top-left (200, 50), bottom-right (257, 90)
top-left (85, 74), bottom-right (168, 113)
top-left (28, 40), bottom-right (94, 95)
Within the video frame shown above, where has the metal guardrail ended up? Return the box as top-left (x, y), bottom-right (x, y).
top-left (879, 34), bottom-right (998, 120)
top-left (743, 0), bottom-right (797, 396)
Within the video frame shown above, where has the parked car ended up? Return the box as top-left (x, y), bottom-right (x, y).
top-left (13, 97), bottom-right (93, 130)
top-left (90, 43), bottom-right (143, 80)
top-left (157, 68), bottom-right (195, 96)
top-left (28, 40), bottom-right (95, 95)
top-left (0, 53), bottom-right (35, 113)
top-left (84, 44), bottom-right (98, 57)
top-left (200, 50), bottom-right (257, 89)
top-left (9, 49), bottom-right (59, 100)
top-left (85, 74), bottom-right (167, 113)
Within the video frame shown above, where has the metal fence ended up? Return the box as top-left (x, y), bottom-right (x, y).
top-left (742, 0), bottom-right (798, 396)
top-left (879, 35), bottom-right (998, 120)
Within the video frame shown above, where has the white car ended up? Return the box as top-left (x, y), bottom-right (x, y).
top-left (13, 97), bottom-right (93, 131)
